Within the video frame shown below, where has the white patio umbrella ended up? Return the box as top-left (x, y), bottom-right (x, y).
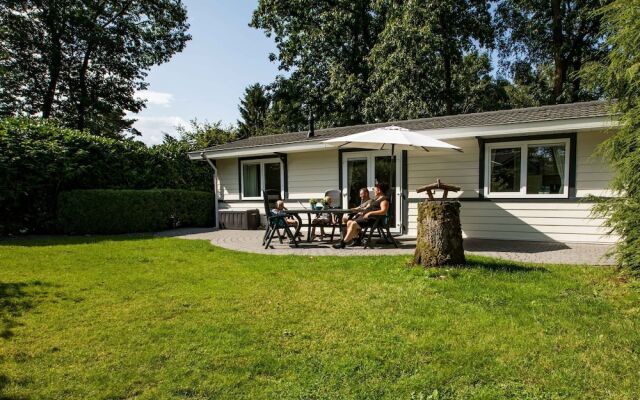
top-left (322, 125), bottom-right (462, 154)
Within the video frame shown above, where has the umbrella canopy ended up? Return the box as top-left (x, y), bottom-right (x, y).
top-left (322, 125), bottom-right (462, 153)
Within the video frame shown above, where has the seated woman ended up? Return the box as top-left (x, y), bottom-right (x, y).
top-left (311, 195), bottom-right (335, 240)
top-left (333, 183), bottom-right (389, 249)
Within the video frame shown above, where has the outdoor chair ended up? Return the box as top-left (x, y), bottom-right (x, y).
top-left (324, 189), bottom-right (341, 208)
top-left (262, 189), bottom-right (298, 249)
top-left (311, 189), bottom-right (342, 242)
top-left (360, 200), bottom-right (398, 249)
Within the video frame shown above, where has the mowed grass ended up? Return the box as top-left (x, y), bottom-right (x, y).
top-left (0, 237), bottom-right (639, 399)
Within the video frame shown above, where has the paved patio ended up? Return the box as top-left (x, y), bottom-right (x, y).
top-left (158, 228), bottom-right (615, 265)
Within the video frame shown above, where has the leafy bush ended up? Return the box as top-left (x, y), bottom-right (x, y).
top-left (57, 189), bottom-right (214, 234)
top-left (585, 0), bottom-right (640, 273)
top-left (0, 117), bottom-right (212, 234)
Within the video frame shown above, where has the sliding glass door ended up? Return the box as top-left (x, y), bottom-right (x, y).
top-left (342, 151), bottom-right (403, 233)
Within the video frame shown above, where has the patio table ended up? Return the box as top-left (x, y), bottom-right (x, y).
top-left (283, 208), bottom-right (354, 243)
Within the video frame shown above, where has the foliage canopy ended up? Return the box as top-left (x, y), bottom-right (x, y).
top-left (0, 0), bottom-right (190, 137)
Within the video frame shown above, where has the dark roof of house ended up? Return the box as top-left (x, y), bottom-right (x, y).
top-left (194, 100), bottom-right (611, 154)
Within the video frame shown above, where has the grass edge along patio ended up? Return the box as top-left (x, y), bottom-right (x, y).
top-left (188, 100), bottom-right (617, 245)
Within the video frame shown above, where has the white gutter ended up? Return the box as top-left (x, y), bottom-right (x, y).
top-left (200, 153), bottom-right (219, 229)
top-left (189, 140), bottom-right (333, 160)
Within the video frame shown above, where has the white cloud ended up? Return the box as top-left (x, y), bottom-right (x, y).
top-left (132, 116), bottom-right (188, 146)
top-left (136, 90), bottom-right (174, 107)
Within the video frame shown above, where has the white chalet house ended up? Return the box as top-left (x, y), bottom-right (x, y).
top-left (188, 101), bottom-right (618, 244)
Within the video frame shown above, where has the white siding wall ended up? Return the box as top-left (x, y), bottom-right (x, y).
top-left (575, 130), bottom-right (615, 197)
top-left (405, 131), bottom-right (616, 243)
top-left (216, 158), bottom-right (239, 201)
top-left (407, 138), bottom-right (480, 199)
top-left (288, 150), bottom-right (339, 199)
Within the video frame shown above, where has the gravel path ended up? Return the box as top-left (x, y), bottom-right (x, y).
top-left (157, 228), bottom-right (615, 265)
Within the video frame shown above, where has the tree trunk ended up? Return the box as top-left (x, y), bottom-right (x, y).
top-left (438, 12), bottom-right (454, 115)
top-left (570, 34), bottom-right (585, 102)
top-left (443, 51), bottom-right (453, 115)
top-left (76, 44), bottom-right (93, 130)
top-left (413, 201), bottom-right (465, 267)
top-left (551, 0), bottom-right (566, 102)
top-left (42, 2), bottom-right (62, 118)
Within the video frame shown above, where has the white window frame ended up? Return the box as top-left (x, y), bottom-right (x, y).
top-left (484, 138), bottom-right (571, 199)
top-left (240, 158), bottom-right (284, 200)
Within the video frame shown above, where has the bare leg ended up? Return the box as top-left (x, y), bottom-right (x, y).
top-left (344, 220), bottom-right (361, 243)
top-left (334, 220), bottom-right (359, 249)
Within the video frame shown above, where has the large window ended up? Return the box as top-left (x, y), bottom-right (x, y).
top-left (241, 158), bottom-right (283, 199)
top-left (485, 138), bottom-right (570, 198)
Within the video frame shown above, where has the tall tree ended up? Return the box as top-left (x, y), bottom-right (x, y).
top-left (586, 0), bottom-right (640, 272)
top-left (237, 83), bottom-right (270, 139)
top-left (365, 0), bottom-right (496, 120)
top-left (250, 0), bottom-right (384, 128)
top-left (0, 0), bottom-right (190, 137)
top-left (496, 0), bottom-right (609, 104)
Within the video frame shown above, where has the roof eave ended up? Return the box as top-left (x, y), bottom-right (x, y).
top-left (187, 139), bottom-right (332, 160)
top-left (189, 115), bottom-right (618, 160)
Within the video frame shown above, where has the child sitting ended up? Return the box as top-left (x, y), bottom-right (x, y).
top-left (271, 200), bottom-right (299, 228)
top-left (311, 196), bottom-right (335, 239)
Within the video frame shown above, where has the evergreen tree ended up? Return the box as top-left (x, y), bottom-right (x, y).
top-left (585, 0), bottom-right (640, 272)
top-left (237, 83), bottom-right (270, 139)
top-left (264, 76), bottom-right (308, 134)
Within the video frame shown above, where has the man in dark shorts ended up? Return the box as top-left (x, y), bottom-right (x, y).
top-left (333, 183), bottom-right (390, 249)
top-left (343, 187), bottom-right (373, 224)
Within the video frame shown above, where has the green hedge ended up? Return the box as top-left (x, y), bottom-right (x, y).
top-left (0, 117), bottom-right (213, 235)
top-left (58, 190), bottom-right (214, 234)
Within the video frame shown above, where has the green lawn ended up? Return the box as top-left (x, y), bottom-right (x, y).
top-left (1, 237), bottom-right (639, 399)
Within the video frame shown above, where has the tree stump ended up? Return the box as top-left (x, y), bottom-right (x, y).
top-left (413, 201), bottom-right (465, 267)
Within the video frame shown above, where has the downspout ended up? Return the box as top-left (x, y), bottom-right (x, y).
top-left (200, 152), bottom-right (219, 229)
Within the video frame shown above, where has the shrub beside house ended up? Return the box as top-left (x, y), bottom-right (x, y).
top-left (0, 117), bottom-right (214, 235)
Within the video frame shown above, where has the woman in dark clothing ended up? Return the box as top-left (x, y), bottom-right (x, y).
top-left (333, 183), bottom-right (389, 249)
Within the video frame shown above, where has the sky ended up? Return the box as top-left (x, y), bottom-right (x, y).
top-left (132, 1), bottom-right (280, 145)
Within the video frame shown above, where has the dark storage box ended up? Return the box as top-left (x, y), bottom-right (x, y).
top-left (219, 209), bottom-right (260, 230)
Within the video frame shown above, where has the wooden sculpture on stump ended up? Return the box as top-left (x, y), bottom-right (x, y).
top-left (413, 179), bottom-right (466, 267)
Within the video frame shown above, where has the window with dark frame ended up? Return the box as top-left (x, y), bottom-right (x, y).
top-left (485, 138), bottom-right (570, 198)
top-left (240, 159), bottom-right (283, 199)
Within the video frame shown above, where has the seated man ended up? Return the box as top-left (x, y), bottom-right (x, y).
top-left (333, 183), bottom-right (389, 249)
top-left (342, 187), bottom-right (373, 224)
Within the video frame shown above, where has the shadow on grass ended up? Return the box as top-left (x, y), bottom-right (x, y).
top-left (0, 234), bottom-right (155, 247)
top-left (0, 373), bottom-right (28, 400)
top-left (0, 282), bottom-right (51, 339)
top-left (464, 256), bottom-right (549, 273)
